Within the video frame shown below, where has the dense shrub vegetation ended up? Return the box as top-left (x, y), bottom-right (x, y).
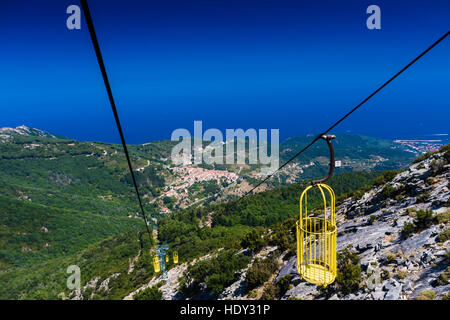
top-left (134, 285), bottom-right (163, 300)
top-left (401, 209), bottom-right (444, 238)
top-left (181, 249), bottom-right (251, 297)
top-left (261, 275), bottom-right (292, 300)
top-left (245, 256), bottom-right (278, 290)
top-left (416, 290), bottom-right (436, 300)
top-left (436, 229), bottom-right (450, 243)
top-left (241, 229), bottom-right (266, 253)
top-left (333, 247), bottom-right (362, 295)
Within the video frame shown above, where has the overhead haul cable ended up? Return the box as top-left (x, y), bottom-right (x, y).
top-left (80, 0), bottom-right (152, 238)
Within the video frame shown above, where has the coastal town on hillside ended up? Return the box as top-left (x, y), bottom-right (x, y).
top-left (171, 166), bottom-right (238, 185)
top-left (393, 139), bottom-right (444, 154)
top-left (151, 166), bottom-right (240, 212)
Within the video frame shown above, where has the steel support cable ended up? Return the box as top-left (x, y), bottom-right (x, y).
top-left (243, 30), bottom-right (449, 198)
top-left (80, 0), bottom-right (152, 238)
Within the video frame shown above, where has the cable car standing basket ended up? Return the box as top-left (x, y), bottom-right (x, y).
top-left (296, 135), bottom-right (337, 287)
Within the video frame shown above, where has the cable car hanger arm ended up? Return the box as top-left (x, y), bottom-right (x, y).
top-left (311, 135), bottom-right (335, 185)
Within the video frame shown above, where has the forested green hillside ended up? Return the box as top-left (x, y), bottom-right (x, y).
top-left (0, 134), bottom-right (163, 273)
top-left (0, 196), bottom-right (142, 269)
top-left (0, 230), bottom-right (147, 299)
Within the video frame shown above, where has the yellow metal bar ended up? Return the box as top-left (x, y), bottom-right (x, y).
top-left (322, 184), bottom-right (337, 277)
top-left (317, 184), bottom-right (327, 283)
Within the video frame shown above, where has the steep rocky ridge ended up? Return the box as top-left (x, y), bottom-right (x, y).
top-left (279, 147), bottom-right (449, 300)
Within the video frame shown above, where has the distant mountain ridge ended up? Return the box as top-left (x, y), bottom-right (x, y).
top-left (0, 125), bottom-right (59, 139)
top-left (0, 125), bottom-right (420, 207)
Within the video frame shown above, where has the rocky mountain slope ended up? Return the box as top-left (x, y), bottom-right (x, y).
top-left (279, 146), bottom-right (449, 300)
top-left (0, 125), bottom-right (58, 140)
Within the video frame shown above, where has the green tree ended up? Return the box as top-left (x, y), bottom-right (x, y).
top-left (134, 285), bottom-right (163, 300)
top-left (335, 247), bottom-right (362, 295)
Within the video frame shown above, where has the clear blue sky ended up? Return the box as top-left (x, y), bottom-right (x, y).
top-left (1, 0), bottom-right (449, 143)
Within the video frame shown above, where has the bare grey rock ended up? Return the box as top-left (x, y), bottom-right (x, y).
top-left (384, 280), bottom-right (402, 300)
top-left (371, 290), bottom-right (385, 300)
top-left (400, 229), bottom-right (436, 254)
top-left (276, 256), bottom-right (298, 281)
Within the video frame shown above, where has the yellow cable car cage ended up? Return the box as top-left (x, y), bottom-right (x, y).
top-left (153, 256), bottom-right (161, 273)
top-left (173, 251), bottom-right (179, 264)
top-left (297, 183), bottom-right (337, 287)
top-left (296, 135), bottom-right (337, 287)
